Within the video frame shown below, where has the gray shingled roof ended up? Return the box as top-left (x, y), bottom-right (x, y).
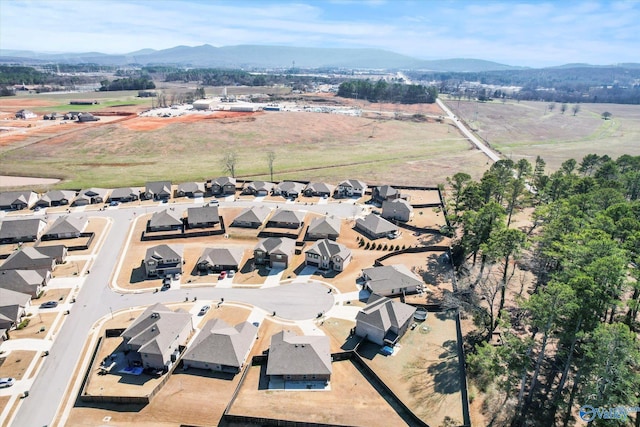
top-left (304, 182), bottom-right (335, 194)
top-left (110, 187), bottom-right (138, 199)
top-left (0, 191), bottom-right (37, 209)
top-left (274, 181), bottom-right (305, 194)
top-left (0, 218), bottom-right (45, 240)
top-left (269, 209), bottom-right (305, 225)
top-left (0, 269), bottom-right (45, 295)
top-left (146, 181), bottom-right (172, 197)
top-left (38, 190), bottom-right (76, 205)
top-left (187, 206), bottom-right (219, 224)
top-left (183, 319), bottom-right (258, 368)
top-left (382, 199), bottom-right (412, 214)
top-left (355, 214), bottom-right (398, 236)
top-left (338, 179), bottom-right (366, 191)
top-left (307, 216), bottom-right (341, 237)
top-left (356, 293), bottom-right (416, 332)
top-left (0, 247), bottom-right (54, 271)
top-left (177, 182), bottom-right (205, 195)
top-left (145, 244), bottom-right (183, 263)
top-left (362, 264), bottom-right (424, 294)
top-left (75, 188), bottom-right (109, 204)
top-left (121, 303), bottom-right (192, 357)
top-left (44, 216), bottom-right (88, 236)
top-left (198, 247), bottom-right (244, 267)
top-left (254, 237), bottom-right (296, 256)
top-left (243, 181), bottom-right (274, 193)
top-left (149, 209), bottom-right (183, 228)
top-left (233, 205), bottom-right (271, 225)
top-left (0, 287), bottom-right (31, 308)
top-left (306, 239), bottom-right (351, 261)
top-left (211, 176), bottom-right (236, 187)
top-left (266, 330), bottom-right (332, 377)
top-left (376, 185), bottom-right (398, 198)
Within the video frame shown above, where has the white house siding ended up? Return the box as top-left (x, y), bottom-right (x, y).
top-left (355, 322), bottom-right (384, 346)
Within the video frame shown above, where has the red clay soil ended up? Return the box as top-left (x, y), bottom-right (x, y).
top-left (0, 98), bottom-right (59, 108)
top-left (119, 111), bottom-right (260, 131)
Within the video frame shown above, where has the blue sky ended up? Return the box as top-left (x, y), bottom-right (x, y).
top-left (1, 0), bottom-right (638, 67)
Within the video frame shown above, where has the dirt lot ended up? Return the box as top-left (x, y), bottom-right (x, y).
top-left (360, 310), bottom-right (464, 427)
top-left (227, 359), bottom-right (408, 427)
top-left (0, 350), bottom-right (36, 380)
top-left (9, 312), bottom-right (57, 340)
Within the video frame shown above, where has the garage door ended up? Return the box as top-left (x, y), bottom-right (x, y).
top-left (272, 261), bottom-right (287, 269)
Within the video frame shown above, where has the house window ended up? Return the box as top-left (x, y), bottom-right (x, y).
top-left (286, 375), bottom-right (292, 380)
top-left (275, 255), bottom-right (282, 259)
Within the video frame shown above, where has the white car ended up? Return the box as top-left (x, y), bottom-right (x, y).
top-left (0, 378), bottom-right (15, 388)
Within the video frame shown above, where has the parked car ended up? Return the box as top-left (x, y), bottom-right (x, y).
top-left (0, 378), bottom-right (15, 388)
top-left (173, 272), bottom-right (181, 280)
top-left (209, 199), bottom-right (219, 206)
top-left (198, 305), bottom-right (211, 316)
top-left (227, 270), bottom-right (235, 278)
top-left (109, 200), bottom-right (119, 206)
top-left (40, 301), bottom-right (58, 309)
top-left (161, 283), bottom-right (171, 291)
top-left (218, 271), bottom-right (227, 280)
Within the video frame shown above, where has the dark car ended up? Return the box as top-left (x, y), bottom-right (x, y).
top-left (40, 301), bottom-right (58, 309)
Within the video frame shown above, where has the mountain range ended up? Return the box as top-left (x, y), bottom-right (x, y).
top-left (0, 44), bottom-right (636, 72)
top-left (0, 44), bottom-right (523, 72)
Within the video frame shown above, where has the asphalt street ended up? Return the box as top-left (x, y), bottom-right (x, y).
top-left (8, 197), bottom-right (358, 427)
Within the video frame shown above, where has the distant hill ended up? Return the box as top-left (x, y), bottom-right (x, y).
top-left (0, 44), bottom-right (521, 72)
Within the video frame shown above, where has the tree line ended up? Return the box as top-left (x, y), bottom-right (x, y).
top-left (336, 79), bottom-right (438, 104)
top-left (444, 154), bottom-right (640, 426)
top-left (407, 66), bottom-right (640, 105)
top-left (99, 76), bottom-right (155, 91)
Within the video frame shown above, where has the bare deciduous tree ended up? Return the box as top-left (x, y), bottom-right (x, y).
top-left (224, 151), bottom-right (238, 177)
top-left (267, 151), bottom-right (276, 182)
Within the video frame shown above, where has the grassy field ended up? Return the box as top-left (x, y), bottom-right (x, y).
top-left (0, 96), bottom-right (489, 189)
top-left (447, 98), bottom-right (640, 171)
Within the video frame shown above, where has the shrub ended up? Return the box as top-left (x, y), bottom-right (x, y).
top-left (17, 318), bottom-right (30, 330)
top-left (364, 242), bottom-right (370, 249)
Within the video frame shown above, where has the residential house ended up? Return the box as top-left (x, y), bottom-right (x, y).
top-left (182, 319), bottom-right (258, 373)
top-left (120, 303), bottom-right (193, 370)
top-left (303, 182), bottom-right (335, 198)
top-left (0, 288), bottom-right (31, 331)
top-left (109, 187), bottom-right (139, 203)
top-left (186, 206), bottom-right (219, 229)
top-left (142, 181), bottom-right (172, 200)
top-left (208, 177), bottom-right (237, 195)
top-left (144, 244), bottom-right (183, 278)
top-left (266, 330), bottom-right (332, 383)
top-left (34, 245), bottom-right (67, 264)
top-left (231, 206), bottom-right (271, 228)
top-left (42, 216), bottom-right (88, 239)
top-left (253, 237), bottom-right (296, 269)
top-left (361, 264), bottom-right (424, 297)
top-left (355, 293), bottom-right (416, 346)
top-left (305, 239), bottom-right (352, 272)
top-left (15, 109), bottom-right (37, 119)
top-left (72, 188), bottom-right (110, 206)
top-left (355, 214), bottom-right (399, 240)
top-left (0, 218), bottom-right (47, 243)
top-left (381, 199), bottom-right (413, 222)
top-left (148, 210), bottom-right (183, 232)
top-left (196, 247), bottom-right (244, 273)
top-left (0, 269), bottom-right (49, 298)
top-left (372, 185), bottom-right (401, 203)
top-left (242, 181), bottom-right (274, 197)
top-left (0, 191), bottom-right (38, 211)
top-left (335, 179), bottom-right (367, 198)
top-left (34, 190), bottom-right (77, 208)
top-left (306, 216), bottom-right (341, 240)
top-left (272, 181), bottom-right (305, 198)
top-left (177, 182), bottom-right (205, 198)
top-left (0, 247), bottom-right (55, 272)
top-left (266, 209), bottom-right (305, 229)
